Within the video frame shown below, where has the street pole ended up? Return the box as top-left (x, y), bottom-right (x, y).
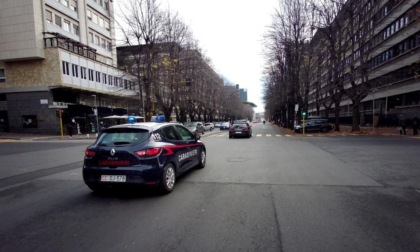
top-left (372, 93), bottom-right (375, 133)
top-left (92, 94), bottom-right (99, 137)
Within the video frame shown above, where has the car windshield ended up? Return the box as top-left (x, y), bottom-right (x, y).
top-left (97, 128), bottom-right (150, 146)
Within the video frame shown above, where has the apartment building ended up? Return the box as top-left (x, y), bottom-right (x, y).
top-left (308, 0), bottom-right (420, 125)
top-left (0, 0), bottom-right (139, 134)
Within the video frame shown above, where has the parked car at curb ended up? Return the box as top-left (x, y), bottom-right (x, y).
top-left (204, 122), bottom-right (215, 131)
top-left (83, 121), bottom-right (206, 194)
top-left (294, 118), bottom-right (333, 133)
top-left (184, 122), bottom-right (205, 135)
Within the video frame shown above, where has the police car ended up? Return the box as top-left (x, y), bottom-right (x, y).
top-left (83, 118), bottom-right (206, 194)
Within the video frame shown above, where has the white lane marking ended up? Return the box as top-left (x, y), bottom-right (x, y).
top-left (256, 134), bottom-right (262, 137)
top-left (276, 134), bottom-right (281, 137)
top-left (266, 134), bottom-right (272, 137)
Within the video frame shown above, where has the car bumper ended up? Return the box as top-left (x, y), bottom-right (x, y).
top-left (229, 131), bottom-right (251, 137)
top-left (83, 164), bottom-right (164, 186)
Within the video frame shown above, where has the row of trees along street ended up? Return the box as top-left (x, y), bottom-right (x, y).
top-left (115, 0), bottom-right (251, 122)
top-left (262, 0), bottom-right (419, 132)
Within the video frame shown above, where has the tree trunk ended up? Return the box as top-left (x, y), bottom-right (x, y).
top-left (334, 101), bottom-right (340, 131)
top-left (351, 103), bottom-right (361, 132)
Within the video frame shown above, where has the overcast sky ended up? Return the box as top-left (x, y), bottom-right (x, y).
top-left (160, 0), bottom-right (279, 112)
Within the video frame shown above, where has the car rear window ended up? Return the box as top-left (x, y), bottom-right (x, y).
top-left (97, 128), bottom-right (150, 146)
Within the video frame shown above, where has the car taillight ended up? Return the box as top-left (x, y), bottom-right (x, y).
top-left (85, 149), bottom-right (96, 157)
top-left (135, 148), bottom-right (162, 157)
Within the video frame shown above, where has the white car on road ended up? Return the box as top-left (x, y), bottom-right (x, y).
top-left (204, 123), bottom-right (215, 131)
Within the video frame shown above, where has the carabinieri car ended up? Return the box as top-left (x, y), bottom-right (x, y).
top-left (83, 121), bottom-right (206, 194)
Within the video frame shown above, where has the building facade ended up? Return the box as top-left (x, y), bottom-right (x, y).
top-left (308, 0), bottom-right (420, 126)
top-left (0, 0), bottom-right (139, 134)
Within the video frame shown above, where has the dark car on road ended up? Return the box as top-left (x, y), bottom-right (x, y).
top-left (229, 121), bottom-right (252, 138)
top-left (294, 118), bottom-right (333, 133)
top-left (83, 121), bottom-right (206, 194)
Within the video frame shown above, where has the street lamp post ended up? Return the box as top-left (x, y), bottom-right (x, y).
top-left (92, 94), bottom-right (99, 137)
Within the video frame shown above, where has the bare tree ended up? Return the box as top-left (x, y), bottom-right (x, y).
top-left (263, 0), bottom-right (314, 128)
top-left (154, 9), bottom-right (194, 121)
top-left (340, 0), bottom-right (380, 131)
top-left (117, 0), bottom-right (164, 121)
top-left (311, 0), bottom-right (347, 131)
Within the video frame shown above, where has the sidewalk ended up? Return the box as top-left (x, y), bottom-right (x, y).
top-left (0, 132), bottom-right (96, 141)
top-left (279, 125), bottom-right (419, 137)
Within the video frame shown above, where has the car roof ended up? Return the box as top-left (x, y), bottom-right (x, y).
top-left (107, 122), bottom-right (182, 131)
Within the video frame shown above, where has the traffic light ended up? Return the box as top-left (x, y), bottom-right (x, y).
top-left (302, 111), bottom-right (306, 116)
top-left (55, 110), bottom-right (60, 117)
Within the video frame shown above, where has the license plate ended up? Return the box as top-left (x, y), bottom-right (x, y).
top-left (98, 160), bottom-right (129, 166)
top-left (235, 131), bottom-right (242, 134)
top-left (100, 175), bottom-right (126, 182)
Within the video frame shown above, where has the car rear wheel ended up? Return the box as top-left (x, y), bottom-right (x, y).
top-left (321, 127), bottom-right (329, 133)
top-left (159, 164), bottom-right (176, 194)
top-left (87, 184), bottom-right (106, 193)
top-left (197, 149), bottom-right (206, 169)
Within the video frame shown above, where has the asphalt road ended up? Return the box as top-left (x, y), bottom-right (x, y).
top-left (0, 123), bottom-right (419, 252)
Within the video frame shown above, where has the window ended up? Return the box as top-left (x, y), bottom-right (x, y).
top-left (81, 67), bottom-right (87, 79)
top-left (0, 69), bottom-right (5, 82)
top-left (72, 24), bottom-right (79, 35)
top-left (70, 0), bottom-right (77, 11)
top-left (175, 125), bottom-right (194, 141)
top-left (87, 9), bottom-right (92, 20)
top-left (46, 10), bottom-right (52, 23)
top-left (89, 32), bottom-right (94, 43)
top-left (104, 0), bottom-right (109, 11)
top-left (96, 71), bottom-right (101, 82)
top-left (63, 20), bottom-right (70, 32)
top-left (108, 75), bottom-right (113, 85)
top-left (72, 64), bottom-right (78, 77)
top-left (55, 15), bottom-right (62, 27)
top-left (102, 73), bottom-right (107, 84)
top-left (94, 35), bottom-right (99, 45)
top-left (99, 17), bottom-right (104, 27)
top-left (107, 41), bottom-right (112, 51)
top-left (105, 20), bottom-right (110, 30)
top-left (62, 61), bottom-right (70, 75)
top-left (101, 38), bottom-right (106, 48)
top-left (62, 0), bottom-right (69, 7)
top-left (22, 115), bottom-right (38, 129)
top-left (88, 69), bottom-right (94, 81)
top-left (92, 13), bottom-right (98, 24)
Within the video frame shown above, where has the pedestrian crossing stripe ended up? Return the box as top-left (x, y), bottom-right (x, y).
top-left (208, 134), bottom-right (288, 137)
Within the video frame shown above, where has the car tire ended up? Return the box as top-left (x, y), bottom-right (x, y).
top-left (87, 184), bottom-right (106, 193)
top-left (159, 164), bottom-right (176, 194)
top-left (321, 127), bottom-right (329, 133)
top-left (229, 135), bottom-right (233, 139)
top-left (197, 149), bottom-right (206, 169)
